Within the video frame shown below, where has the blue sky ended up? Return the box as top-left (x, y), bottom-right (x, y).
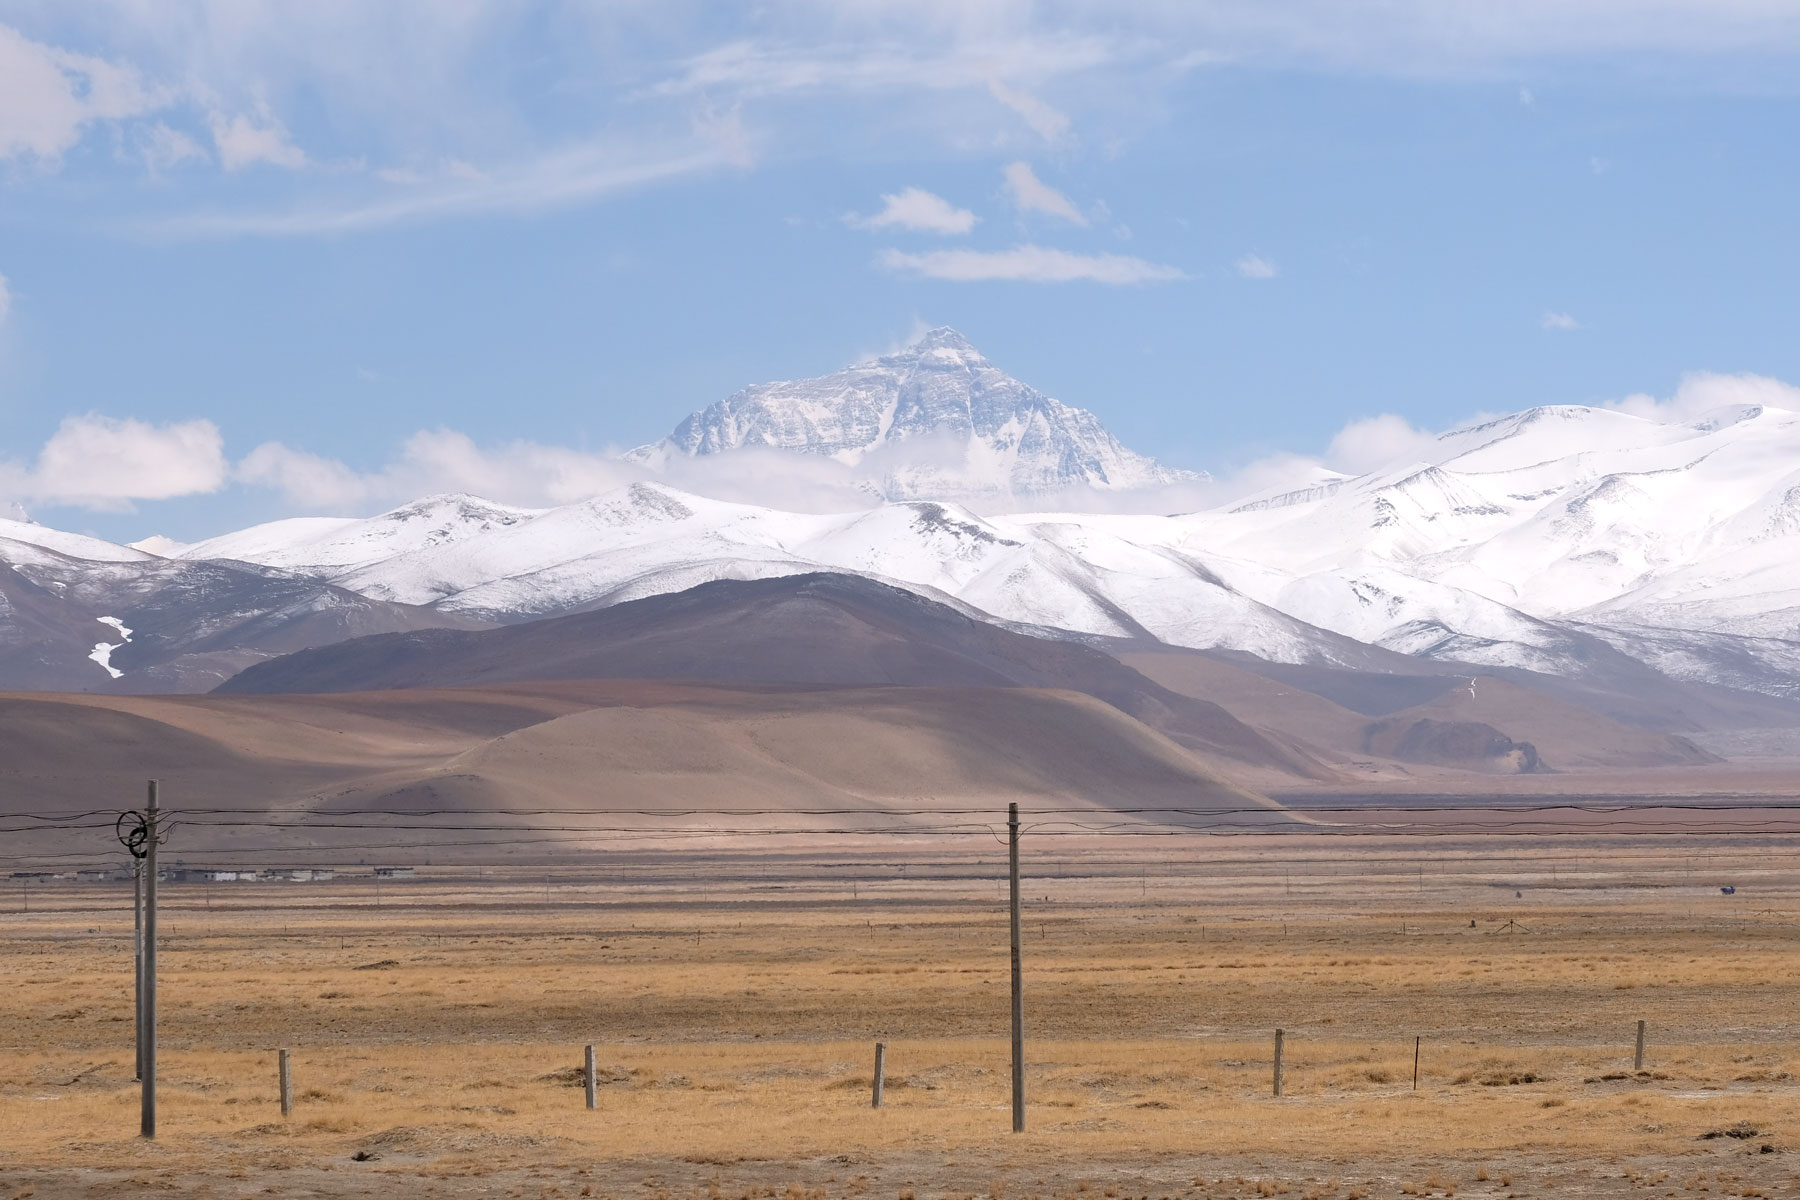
top-left (3, 2), bottom-right (1800, 541)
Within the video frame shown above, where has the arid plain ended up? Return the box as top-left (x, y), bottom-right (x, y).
top-left (6, 837), bottom-right (1800, 1200)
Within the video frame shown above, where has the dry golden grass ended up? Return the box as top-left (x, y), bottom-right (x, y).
top-left (5, 836), bottom-right (1800, 1197)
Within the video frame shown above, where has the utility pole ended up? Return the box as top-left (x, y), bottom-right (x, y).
top-left (134, 860), bottom-right (144, 1081)
top-left (1008, 802), bottom-right (1024, 1134)
top-left (141, 780), bottom-right (159, 1139)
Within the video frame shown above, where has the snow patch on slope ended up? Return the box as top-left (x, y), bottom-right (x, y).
top-left (88, 616), bottom-right (132, 679)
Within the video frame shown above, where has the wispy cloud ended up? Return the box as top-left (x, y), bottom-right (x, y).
top-left (137, 122), bottom-right (208, 174)
top-left (0, 272), bottom-right (10, 325)
top-left (1236, 253), bottom-right (1278, 279)
top-left (138, 140), bottom-right (733, 238)
top-left (1002, 162), bottom-right (1087, 225)
top-left (1541, 310), bottom-right (1580, 331)
top-left (877, 244), bottom-right (1184, 285)
top-left (846, 187), bottom-right (977, 235)
top-left (987, 80), bottom-right (1071, 142)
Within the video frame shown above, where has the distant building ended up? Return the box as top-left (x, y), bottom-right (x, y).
top-left (373, 866), bottom-right (416, 879)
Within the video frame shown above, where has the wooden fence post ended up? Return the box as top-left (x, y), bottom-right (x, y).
top-left (278, 1048), bottom-right (292, 1117)
top-left (1273, 1029), bottom-right (1285, 1097)
top-left (584, 1045), bottom-right (598, 1110)
top-left (1413, 1036), bottom-right (1420, 1090)
top-left (1634, 1020), bottom-right (1647, 1071)
top-left (872, 1042), bottom-right (886, 1108)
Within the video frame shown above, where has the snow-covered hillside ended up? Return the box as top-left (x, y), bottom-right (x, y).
top-left (628, 327), bottom-right (1197, 501)
top-left (149, 396), bottom-right (1800, 698)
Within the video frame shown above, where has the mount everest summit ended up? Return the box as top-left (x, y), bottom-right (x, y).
top-left (628, 327), bottom-right (1196, 501)
top-left (5, 329), bottom-right (1800, 742)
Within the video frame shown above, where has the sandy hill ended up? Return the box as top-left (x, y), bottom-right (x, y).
top-left (216, 573), bottom-right (1330, 780)
top-left (2, 679), bottom-right (1292, 863)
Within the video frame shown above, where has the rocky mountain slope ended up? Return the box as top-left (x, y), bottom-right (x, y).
top-left (0, 516), bottom-right (483, 693)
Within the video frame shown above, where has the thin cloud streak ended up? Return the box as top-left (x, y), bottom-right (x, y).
top-left (877, 244), bottom-right (1185, 285)
top-left (133, 141), bottom-right (734, 238)
top-left (645, 33), bottom-right (1123, 100)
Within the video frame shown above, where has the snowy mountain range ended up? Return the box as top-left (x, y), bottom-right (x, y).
top-left (627, 327), bottom-right (1196, 501)
top-left (7, 336), bottom-right (1800, 715)
top-left (0, 514), bottom-right (481, 692)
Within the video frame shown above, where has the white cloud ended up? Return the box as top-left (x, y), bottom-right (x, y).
top-left (0, 22), bottom-right (158, 163)
top-left (1607, 371), bottom-right (1800, 423)
top-left (1002, 162), bottom-right (1087, 225)
top-left (1541, 310), bottom-right (1580, 331)
top-left (0, 273), bottom-right (10, 326)
top-left (877, 244), bottom-right (1185, 285)
top-left (234, 428), bottom-right (882, 515)
top-left (1236, 253), bottom-right (1278, 279)
top-left (987, 79), bottom-right (1071, 142)
top-left (208, 107), bottom-right (308, 171)
top-left (1518, 86), bottom-right (1535, 106)
top-left (0, 415), bottom-right (228, 511)
top-left (235, 443), bottom-right (377, 511)
top-left (238, 430), bottom-right (641, 512)
top-left (1325, 414), bottom-right (1438, 474)
top-left (846, 187), bottom-right (977, 235)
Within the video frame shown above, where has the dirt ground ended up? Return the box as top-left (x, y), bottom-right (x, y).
top-left (5, 834), bottom-right (1800, 1198)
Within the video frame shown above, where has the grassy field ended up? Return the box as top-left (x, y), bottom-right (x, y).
top-left (4, 835), bottom-right (1800, 1198)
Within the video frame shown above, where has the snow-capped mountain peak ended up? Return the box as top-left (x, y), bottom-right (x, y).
top-left (878, 324), bottom-right (988, 366)
top-left (636, 327), bottom-right (1198, 501)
